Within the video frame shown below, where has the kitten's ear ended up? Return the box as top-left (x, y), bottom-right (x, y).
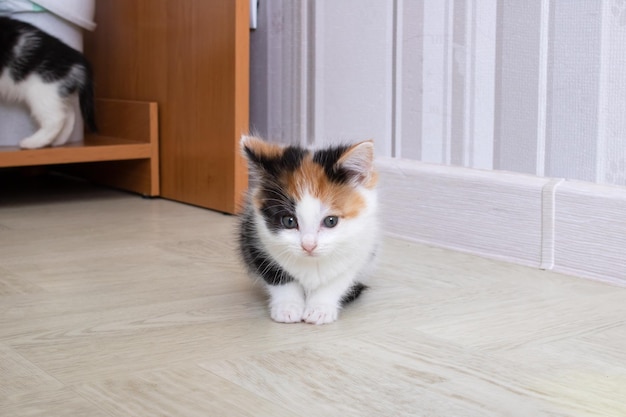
top-left (337, 140), bottom-right (377, 186)
top-left (240, 136), bottom-right (283, 179)
top-left (241, 135), bottom-right (281, 162)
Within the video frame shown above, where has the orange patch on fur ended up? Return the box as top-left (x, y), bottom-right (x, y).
top-left (284, 157), bottom-right (367, 219)
top-left (327, 185), bottom-right (366, 219)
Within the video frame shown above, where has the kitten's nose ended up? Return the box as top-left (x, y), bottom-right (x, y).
top-left (301, 235), bottom-right (317, 254)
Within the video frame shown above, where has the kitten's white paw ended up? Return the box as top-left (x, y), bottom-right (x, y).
top-left (270, 303), bottom-right (304, 323)
top-left (19, 136), bottom-right (50, 149)
top-left (303, 304), bottom-right (338, 325)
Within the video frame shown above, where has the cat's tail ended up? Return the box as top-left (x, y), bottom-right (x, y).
top-left (79, 62), bottom-right (98, 133)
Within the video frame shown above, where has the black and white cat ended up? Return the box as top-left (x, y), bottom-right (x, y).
top-left (239, 136), bottom-right (379, 325)
top-left (0, 16), bottom-right (96, 149)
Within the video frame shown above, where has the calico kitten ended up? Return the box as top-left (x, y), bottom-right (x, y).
top-left (239, 136), bottom-right (379, 325)
top-left (0, 16), bottom-right (96, 149)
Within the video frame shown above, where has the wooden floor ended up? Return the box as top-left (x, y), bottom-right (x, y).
top-left (1, 172), bottom-right (625, 417)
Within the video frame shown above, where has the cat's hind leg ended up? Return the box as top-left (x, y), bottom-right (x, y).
top-left (19, 83), bottom-right (69, 149)
top-left (266, 281), bottom-right (306, 323)
top-left (51, 101), bottom-right (76, 147)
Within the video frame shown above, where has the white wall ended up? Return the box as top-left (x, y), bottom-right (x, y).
top-left (250, 0), bottom-right (626, 285)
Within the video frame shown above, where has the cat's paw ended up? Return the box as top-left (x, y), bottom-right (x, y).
top-left (303, 304), bottom-right (339, 325)
top-left (20, 130), bottom-right (54, 149)
top-left (19, 136), bottom-right (49, 150)
top-left (270, 303), bottom-right (304, 323)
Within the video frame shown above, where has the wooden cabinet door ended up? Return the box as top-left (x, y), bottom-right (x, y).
top-left (84, 0), bottom-right (249, 214)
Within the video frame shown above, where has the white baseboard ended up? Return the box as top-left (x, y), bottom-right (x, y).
top-left (377, 157), bottom-right (626, 287)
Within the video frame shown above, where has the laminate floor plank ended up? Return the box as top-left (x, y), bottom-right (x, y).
top-left (75, 366), bottom-right (295, 417)
top-left (201, 333), bottom-right (580, 417)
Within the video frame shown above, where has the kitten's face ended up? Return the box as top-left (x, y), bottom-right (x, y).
top-left (242, 137), bottom-right (378, 262)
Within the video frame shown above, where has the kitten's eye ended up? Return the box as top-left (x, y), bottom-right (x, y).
top-left (281, 215), bottom-right (298, 229)
top-left (323, 216), bottom-right (339, 228)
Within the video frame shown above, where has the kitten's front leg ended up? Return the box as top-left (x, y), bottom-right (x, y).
top-left (266, 281), bottom-right (306, 323)
top-left (303, 276), bottom-right (357, 325)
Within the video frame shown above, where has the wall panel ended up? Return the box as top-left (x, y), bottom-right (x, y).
top-left (311, 0), bottom-right (395, 156)
top-left (545, 1), bottom-right (603, 182)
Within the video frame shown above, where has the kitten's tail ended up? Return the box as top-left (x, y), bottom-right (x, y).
top-left (79, 62), bottom-right (97, 133)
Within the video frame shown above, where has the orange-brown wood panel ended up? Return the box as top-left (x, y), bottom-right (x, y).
top-left (56, 99), bottom-right (160, 196)
top-left (60, 159), bottom-right (158, 197)
top-left (0, 137), bottom-right (151, 168)
top-left (84, 0), bottom-right (249, 213)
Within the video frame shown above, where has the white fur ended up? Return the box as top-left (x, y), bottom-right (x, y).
top-left (267, 281), bottom-right (306, 323)
top-left (256, 187), bottom-right (379, 325)
top-left (0, 69), bottom-right (75, 149)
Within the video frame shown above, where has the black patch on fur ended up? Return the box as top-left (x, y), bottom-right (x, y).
top-left (244, 145), bottom-right (308, 178)
top-left (243, 144), bottom-right (307, 232)
top-left (257, 182), bottom-right (297, 233)
top-left (340, 282), bottom-right (367, 306)
top-left (239, 207), bottom-right (294, 286)
top-left (0, 17), bottom-right (97, 132)
top-left (312, 145), bottom-right (352, 184)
